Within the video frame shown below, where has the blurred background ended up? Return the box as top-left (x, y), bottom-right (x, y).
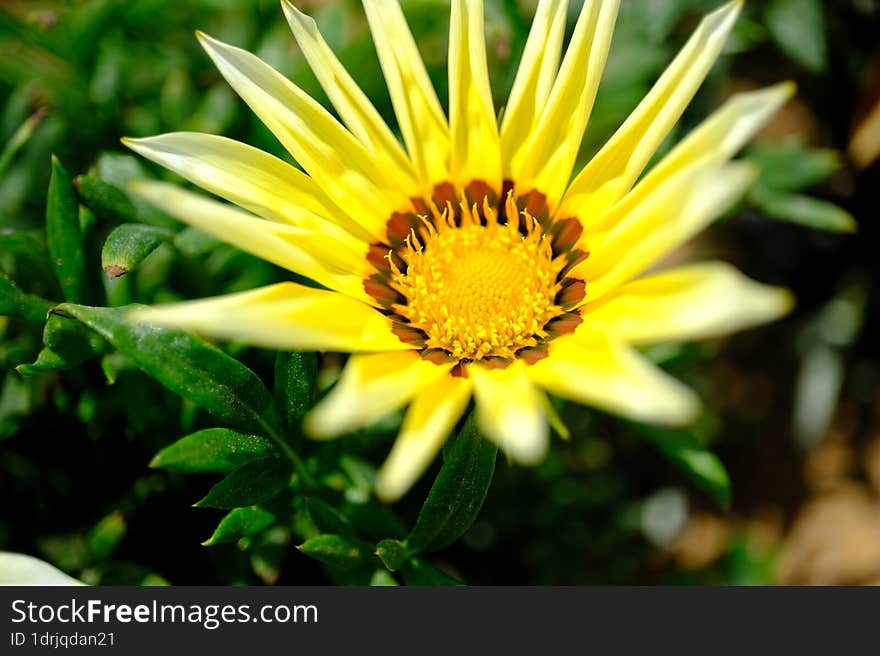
top-left (1, 0), bottom-right (879, 585)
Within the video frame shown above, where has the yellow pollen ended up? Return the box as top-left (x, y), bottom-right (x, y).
top-left (391, 206), bottom-right (565, 361)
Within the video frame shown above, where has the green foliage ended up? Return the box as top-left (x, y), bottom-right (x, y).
top-left (405, 416), bottom-right (498, 554)
top-left (636, 427), bottom-right (732, 509)
top-left (101, 223), bottom-right (173, 278)
top-left (57, 303), bottom-right (279, 434)
top-left (46, 156), bottom-right (88, 304)
top-left (748, 139), bottom-right (856, 233)
top-left (203, 507), bottom-right (276, 546)
top-left (298, 534), bottom-right (368, 571)
top-left (195, 458), bottom-right (291, 509)
top-left (150, 428), bottom-right (275, 473)
top-left (764, 0), bottom-right (827, 74)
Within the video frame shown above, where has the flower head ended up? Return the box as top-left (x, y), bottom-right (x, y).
top-left (125, 0), bottom-right (794, 501)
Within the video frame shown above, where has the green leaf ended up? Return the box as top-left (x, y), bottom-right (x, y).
top-left (752, 188), bottom-right (857, 234)
top-left (74, 175), bottom-right (139, 224)
top-left (298, 534), bottom-right (367, 571)
top-left (0, 109), bottom-right (45, 177)
top-left (375, 538), bottom-right (407, 572)
top-left (86, 511), bottom-right (126, 561)
top-left (56, 304), bottom-right (278, 434)
top-left (405, 414), bottom-right (498, 554)
top-left (369, 569), bottom-right (399, 586)
top-left (172, 227), bottom-right (221, 257)
top-left (17, 311), bottom-right (108, 374)
top-left (750, 140), bottom-right (840, 192)
top-left (196, 457), bottom-right (291, 509)
top-left (46, 155), bottom-right (87, 303)
top-left (764, 0), bottom-right (827, 74)
top-left (274, 351), bottom-right (317, 427)
top-left (400, 557), bottom-right (463, 586)
top-left (203, 506), bottom-right (276, 546)
top-left (101, 223), bottom-right (173, 278)
top-left (638, 427), bottom-right (732, 509)
top-left (150, 428), bottom-right (274, 473)
top-left (100, 351), bottom-right (133, 384)
top-left (0, 274), bottom-right (52, 324)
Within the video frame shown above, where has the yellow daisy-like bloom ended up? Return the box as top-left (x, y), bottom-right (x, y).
top-left (125, 0), bottom-right (794, 501)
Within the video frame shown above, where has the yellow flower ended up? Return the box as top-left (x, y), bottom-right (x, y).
top-left (124, 0), bottom-right (794, 501)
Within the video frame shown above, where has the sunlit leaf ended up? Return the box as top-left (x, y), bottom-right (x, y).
top-left (298, 533), bottom-right (367, 571)
top-left (46, 155), bottom-right (87, 303)
top-left (275, 351), bottom-right (317, 428)
top-left (102, 223), bottom-right (173, 278)
top-left (150, 428), bottom-right (274, 473)
top-left (203, 506), bottom-right (276, 546)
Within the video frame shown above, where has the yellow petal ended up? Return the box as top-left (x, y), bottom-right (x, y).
top-left (128, 180), bottom-right (368, 300)
top-left (129, 282), bottom-right (410, 353)
top-left (123, 132), bottom-right (371, 244)
top-left (281, 1), bottom-right (418, 194)
top-left (589, 83), bottom-right (794, 233)
top-left (375, 375), bottom-right (473, 502)
top-left (514, 0), bottom-right (619, 207)
top-left (528, 334), bottom-right (700, 426)
top-left (448, 0), bottom-right (501, 188)
top-left (305, 352), bottom-right (452, 438)
top-left (578, 161), bottom-right (757, 300)
top-left (561, 0), bottom-right (742, 218)
top-left (469, 361), bottom-right (548, 464)
top-left (500, 0), bottom-right (568, 178)
top-left (363, 0), bottom-right (449, 188)
top-left (581, 261), bottom-right (794, 344)
top-left (197, 31), bottom-right (408, 238)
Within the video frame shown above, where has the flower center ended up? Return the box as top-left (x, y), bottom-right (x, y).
top-left (365, 181), bottom-right (588, 367)
top-left (393, 208), bottom-right (562, 360)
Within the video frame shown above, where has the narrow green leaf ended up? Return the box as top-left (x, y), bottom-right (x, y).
top-left (74, 175), bottom-right (139, 224)
top-left (17, 311), bottom-right (108, 375)
top-left (405, 414), bottom-right (498, 554)
top-left (298, 534), bottom-right (366, 571)
top-left (86, 511), bottom-right (126, 561)
top-left (753, 188), bottom-right (857, 233)
top-left (150, 428), bottom-right (274, 473)
top-left (46, 156), bottom-right (86, 303)
top-left (750, 140), bottom-right (840, 192)
top-left (0, 108), bottom-right (45, 177)
top-left (196, 457), bottom-right (291, 509)
top-left (764, 0), bottom-right (827, 74)
top-left (203, 506), bottom-right (276, 545)
top-left (274, 351), bottom-right (317, 427)
top-left (102, 223), bottom-right (173, 278)
top-left (400, 558), bottom-right (463, 586)
top-left (638, 427), bottom-right (732, 509)
top-left (56, 304), bottom-right (277, 433)
top-left (0, 274), bottom-right (52, 324)
top-left (375, 539), bottom-right (407, 572)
